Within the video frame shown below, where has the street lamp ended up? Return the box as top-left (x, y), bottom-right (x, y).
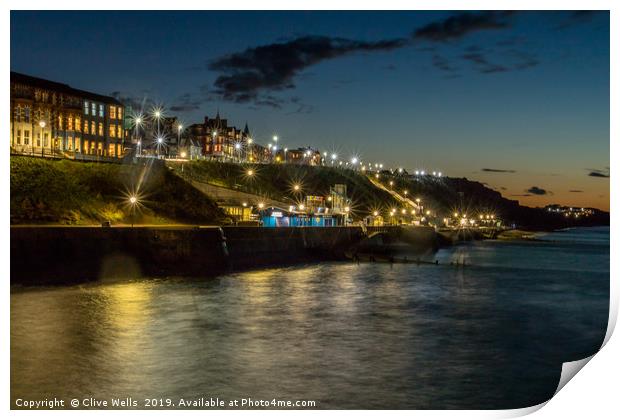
top-left (39, 120), bottom-right (46, 157)
top-left (211, 131), bottom-right (217, 160)
top-left (128, 195), bottom-right (138, 227)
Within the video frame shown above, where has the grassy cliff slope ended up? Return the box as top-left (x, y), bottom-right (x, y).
top-left (11, 156), bottom-right (226, 225)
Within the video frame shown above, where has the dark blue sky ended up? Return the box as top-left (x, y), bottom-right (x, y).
top-left (10, 11), bottom-right (610, 209)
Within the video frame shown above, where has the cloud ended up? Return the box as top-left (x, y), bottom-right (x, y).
top-left (527, 186), bottom-right (549, 195)
top-left (482, 168), bottom-right (516, 173)
top-left (462, 52), bottom-right (509, 73)
top-left (588, 168), bottom-right (610, 178)
top-left (569, 190), bottom-right (584, 193)
top-left (413, 11), bottom-right (513, 42)
top-left (431, 54), bottom-right (459, 73)
top-left (209, 35), bottom-right (408, 104)
top-left (169, 93), bottom-right (207, 112)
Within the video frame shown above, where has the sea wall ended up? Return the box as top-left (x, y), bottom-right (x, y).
top-left (11, 226), bottom-right (368, 285)
top-left (10, 226), bottom-right (229, 285)
top-left (222, 226), bottom-right (366, 270)
top-left (11, 225), bottom-right (439, 285)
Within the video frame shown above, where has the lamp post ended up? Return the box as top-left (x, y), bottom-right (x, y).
top-left (177, 124), bottom-right (183, 158)
top-left (129, 195), bottom-right (138, 227)
top-left (212, 130), bottom-right (217, 160)
top-left (154, 109), bottom-right (162, 133)
top-left (134, 116), bottom-right (142, 157)
top-left (39, 120), bottom-right (46, 158)
top-left (156, 136), bottom-right (164, 158)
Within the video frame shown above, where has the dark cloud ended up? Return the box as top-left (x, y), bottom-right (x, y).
top-left (287, 96), bottom-right (314, 114)
top-left (431, 54), bottom-right (459, 73)
top-left (588, 168), bottom-right (610, 178)
top-left (482, 168), bottom-right (516, 173)
top-left (209, 35), bottom-right (408, 104)
top-left (432, 54), bottom-right (458, 73)
top-left (169, 93), bottom-right (206, 112)
top-left (569, 190), bottom-right (584, 193)
top-left (413, 11), bottom-right (513, 42)
top-left (500, 187), bottom-right (507, 190)
top-left (527, 186), bottom-right (549, 195)
top-left (508, 50), bottom-right (540, 70)
top-left (462, 52), bottom-right (509, 73)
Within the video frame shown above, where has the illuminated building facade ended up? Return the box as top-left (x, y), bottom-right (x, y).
top-left (10, 72), bottom-right (125, 160)
top-left (189, 112), bottom-right (251, 161)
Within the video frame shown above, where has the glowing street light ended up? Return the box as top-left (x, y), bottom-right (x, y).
top-left (258, 202), bottom-right (265, 209)
top-left (247, 169), bottom-right (254, 176)
top-left (38, 120), bottom-right (46, 156)
top-left (293, 184), bottom-right (301, 192)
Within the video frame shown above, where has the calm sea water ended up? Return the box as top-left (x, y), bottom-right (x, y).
top-left (11, 227), bottom-right (609, 409)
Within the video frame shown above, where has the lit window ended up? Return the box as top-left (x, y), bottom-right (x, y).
top-left (84, 101), bottom-right (89, 115)
top-left (14, 105), bottom-right (21, 122)
top-left (91, 103), bottom-right (96, 116)
top-left (58, 115), bottom-right (63, 130)
top-left (68, 116), bottom-right (73, 131)
top-left (98, 123), bottom-right (103, 136)
top-left (99, 104), bottom-right (104, 117)
top-left (108, 144), bottom-right (115, 156)
top-left (110, 106), bottom-right (116, 119)
top-left (109, 125), bottom-right (116, 137)
top-left (118, 107), bottom-right (123, 120)
top-left (24, 130), bottom-right (30, 145)
top-left (91, 121), bottom-right (96, 134)
top-left (24, 106), bottom-right (31, 123)
top-left (117, 126), bottom-right (122, 138)
top-left (84, 120), bottom-right (89, 134)
top-left (84, 140), bottom-right (89, 153)
top-left (117, 144), bottom-right (122, 156)
top-left (75, 117), bottom-right (81, 131)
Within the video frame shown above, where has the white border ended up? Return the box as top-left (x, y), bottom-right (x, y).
top-left (2, 1), bottom-right (616, 419)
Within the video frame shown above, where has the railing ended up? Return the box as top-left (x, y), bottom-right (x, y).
top-left (10, 147), bottom-right (124, 163)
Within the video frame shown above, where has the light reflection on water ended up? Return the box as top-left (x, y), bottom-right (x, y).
top-left (11, 227), bottom-right (608, 409)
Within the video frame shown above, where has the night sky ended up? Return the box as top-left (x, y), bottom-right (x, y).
top-left (10, 11), bottom-right (610, 210)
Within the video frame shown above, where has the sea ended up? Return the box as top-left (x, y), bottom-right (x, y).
top-left (10, 226), bottom-right (609, 409)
